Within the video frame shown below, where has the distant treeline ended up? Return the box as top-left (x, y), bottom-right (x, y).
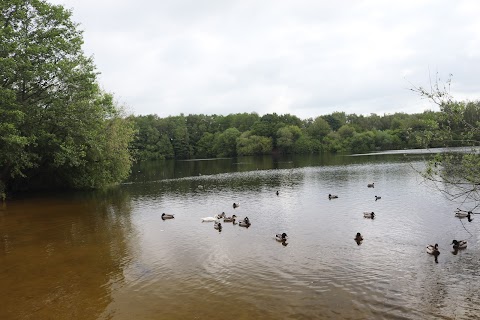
top-left (128, 102), bottom-right (480, 161)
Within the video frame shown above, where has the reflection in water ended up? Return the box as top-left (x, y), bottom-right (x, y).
top-left (0, 188), bottom-right (133, 320)
top-left (1, 153), bottom-right (480, 319)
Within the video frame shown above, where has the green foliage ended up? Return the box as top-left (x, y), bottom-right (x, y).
top-left (196, 132), bottom-right (218, 158)
top-left (349, 132), bottom-right (375, 153)
top-left (411, 75), bottom-right (480, 208)
top-left (337, 125), bottom-right (356, 139)
top-left (236, 131), bottom-right (272, 156)
top-left (292, 135), bottom-right (323, 154)
top-left (214, 128), bottom-right (241, 157)
top-left (322, 113), bottom-right (344, 131)
top-left (276, 125), bottom-right (302, 154)
top-left (0, 0), bottom-right (134, 191)
top-left (306, 116), bottom-right (331, 140)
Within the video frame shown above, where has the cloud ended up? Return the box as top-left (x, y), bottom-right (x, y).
top-left (50, 0), bottom-right (480, 118)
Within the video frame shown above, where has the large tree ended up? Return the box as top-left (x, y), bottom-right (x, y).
top-left (0, 0), bottom-right (134, 191)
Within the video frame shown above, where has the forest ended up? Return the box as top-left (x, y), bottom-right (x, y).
top-left (128, 104), bottom-right (480, 161)
top-left (1, 0), bottom-right (479, 196)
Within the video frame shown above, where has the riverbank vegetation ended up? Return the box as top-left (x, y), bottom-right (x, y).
top-left (129, 104), bottom-right (480, 161)
top-left (411, 78), bottom-right (480, 210)
top-left (0, 0), bottom-right (135, 193)
top-left (1, 1), bottom-right (479, 199)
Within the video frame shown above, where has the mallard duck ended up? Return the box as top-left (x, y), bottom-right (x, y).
top-left (426, 243), bottom-right (440, 255)
top-left (161, 213), bottom-right (174, 220)
top-left (454, 211), bottom-right (471, 218)
top-left (223, 214), bottom-right (237, 222)
top-left (367, 183), bottom-right (375, 188)
top-left (214, 221), bottom-right (222, 230)
top-left (451, 240), bottom-right (467, 249)
top-left (354, 232), bottom-right (363, 241)
top-left (233, 203), bottom-right (239, 208)
top-left (375, 196), bottom-right (381, 201)
top-left (328, 194), bottom-right (338, 199)
top-left (239, 217), bottom-right (250, 227)
top-left (275, 233), bottom-right (288, 242)
top-left (363, 212), bottom-right (375, 218)
top-left (426, 243), bottom-right (440, 263)
top-left (216, 212), bottom-right (226, 219)
top-left (276, 190), bottom-right (279, 196)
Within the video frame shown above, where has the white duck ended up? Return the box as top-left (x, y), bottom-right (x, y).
top-left (202, 217), bottom-right (217, 222)
top-left (201, 212), bottom-right (226, 222)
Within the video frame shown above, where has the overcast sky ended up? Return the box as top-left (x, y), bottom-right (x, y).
top-left (49, 0), bottom-right (480, 119)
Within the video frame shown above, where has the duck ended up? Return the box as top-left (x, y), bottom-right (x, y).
top-left (354, 232), bottom-right (363, 242)
top-left (276, 190), bottom-right (279, 196)
top-left (161, 213), bottom-right (174, 220)
top-left (223, 214), bottom-right (237, 223)
top-left (454, 210), bottom-right (471, 219)
top-left (238, 217), bottom-right (251, 227)
top-left (426, 243), bottom-right (440, 255)
top-left (363, 212), bottom-right (375, 218)
top-left (451, 239), bottom-right (467, 249)
top-left (202, 212), bottom-right (226, 222)
top-left (275, 233), bottom-right (288, 242)
top-left (426, 243), bottom-right (440, 263)
top-left (233, 203), bottom-right (239, 208)
top-left (328, 194), bottom-right (338, 199)
top-left (367, 183), bottom-right (375, 188)
top-left (202, 217), bottom-right (217, 222)
top-left (375, 196), bottom-right (381, 201)
top-left (214, 221), bottom-right (222, 230)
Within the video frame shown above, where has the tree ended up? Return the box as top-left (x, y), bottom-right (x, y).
top-left (214, 128), bottom-right (241, 157)
top-left (306, 116), bottom-right (331, 140)
top-left (411, 75), bottom-right (480, 210)
top-left (337, 124), bottom-right (356, 139)
top-left (196, 132), bottom-right (218, 158)
top-left (0, 0), bottom-right (134, 191)
top-left (276, 125), bottom-right (302, 154)
top-left (236, 131), bottom-right (272, 156)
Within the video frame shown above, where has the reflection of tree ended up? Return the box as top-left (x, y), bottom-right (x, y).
top-left (128, 153), bottom-right (422, 186)
top-left (0, 187), bottom-right (134, 319)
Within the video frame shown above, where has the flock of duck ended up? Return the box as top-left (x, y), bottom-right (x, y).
top-left (424, 208), bottom-right (474, 263)
top-left (161, 184), bottom-right (475, 256)
top-left (162, 200), bottom-right (289, 244)
top-left (327, 183), bottom-right (474, 263)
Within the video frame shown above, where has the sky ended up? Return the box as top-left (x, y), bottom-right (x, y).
top-left (48, 0), bottom-right (480, 119)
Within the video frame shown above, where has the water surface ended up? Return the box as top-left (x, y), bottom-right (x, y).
top-left (1, 152), bottom-right (479, 319)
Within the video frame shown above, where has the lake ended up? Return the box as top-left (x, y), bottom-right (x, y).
top-left (1, 151), bottom-right (479, 319)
